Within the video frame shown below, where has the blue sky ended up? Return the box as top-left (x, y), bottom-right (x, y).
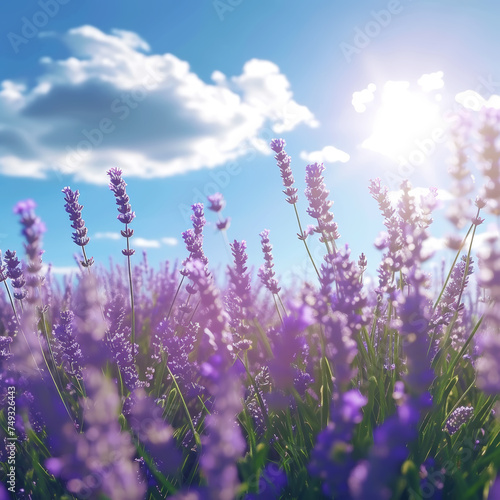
top-left (1, 0), bottom-right (499, 284)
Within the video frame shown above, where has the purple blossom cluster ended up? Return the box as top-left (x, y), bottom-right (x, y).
top-left (0, 120), bottom-right (500, 500)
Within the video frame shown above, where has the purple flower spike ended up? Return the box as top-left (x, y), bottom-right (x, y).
top-left (207, 192), bottom-right (225, 213)
top-left (0, 252), bottom-right (7, 284)
top-left (4, 250), bottom-right (27, 300)
top-left (271, 138), bottom-right (298, 204)
top-left (62, 187), bottom-right (90, 247)
top-left (107, 168), bottom-right (135, 256)
top-left (107, 168), bottom-right (136, 225)
top-left (258, 229), bottom-right (281, 295)
top-left (305, 163), bottom-right (340, 244)
top-left (13, 199), bottom-right (45, 294)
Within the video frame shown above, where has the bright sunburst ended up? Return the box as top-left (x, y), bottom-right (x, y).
top-left (362, 80), bottom-right (442, 161)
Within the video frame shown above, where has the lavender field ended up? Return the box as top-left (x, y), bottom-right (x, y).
top-left (1, 105), bottom-right (500, 499)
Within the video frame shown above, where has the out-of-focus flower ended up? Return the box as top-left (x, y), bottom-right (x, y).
top-left (124, 388), bottom-right (181, 476)
top-left (13, 199), bottom-right (45, 295)
top-left (309, 389), bottom-right (367, 497)
top-left (478, 107), bottom-right (500, 215)
top-left (216, 217), bottom-right (231, 231)
top-left (200, 365), bottom-right (245, 500)
top-left (46, 368), bottom-right (146, 500)
top-left (207, 193), bottom-right (225, 213)
top-left (53, 310), bottom-right (83, 380)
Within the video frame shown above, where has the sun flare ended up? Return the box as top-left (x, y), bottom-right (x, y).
top-left (362, 80), bottom-right (442, 161)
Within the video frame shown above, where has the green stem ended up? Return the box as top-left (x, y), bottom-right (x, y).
top-left (81, 246), bottom-right (91, 273)
top-left (272, 293), bottom-right (283, 324)
top-left (125, 225), bottom-right (136, 363)
top-left (167, 274), bottom-right (185, 320)
top-left (293, 204), bottom-right (321, 279)
top-left (165, 363), bottom-right (201, 450)
top-left (433, 221), bottom-right (475, 311)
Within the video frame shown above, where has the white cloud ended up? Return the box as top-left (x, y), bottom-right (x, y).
top-left (300, 145), bottom-right (350, 164)
top-left (134, 237), bottom-right (161, 248)
top-left (94, 232), bottom-right (120, 240)
top-left (42, 264), bottom-right (80, 275)
top-left (417, 71), bottom-right (444, 92)
top-left (0, 26), bottom-right (317, 184)
top-left (352, 83), bottom-right (376, 113)
top-left (161, 237), bottom-right (178, 246)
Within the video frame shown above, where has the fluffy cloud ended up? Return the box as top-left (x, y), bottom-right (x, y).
top-left (352, 83), bottom-right (376, 113)
top-left (94, 231), bottom-right (177, 248)
top-left (417, 71), bottom-right (444, 92)
top-left (300, 145), bottom-right (350, 164)
top-left (94, 232), bottom-right (120, 240)
top-left (161, 237), bottom-right (178, 246)
top-left (134, 237), bottom-right (161, 249)
top-left (0, 26), bottom-right (317, 184)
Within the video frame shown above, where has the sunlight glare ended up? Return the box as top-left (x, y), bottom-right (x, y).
top-left (362, 80), bottom-right (441, 161)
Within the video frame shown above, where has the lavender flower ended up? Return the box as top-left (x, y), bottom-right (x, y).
top-left (309, 389), bottom-right (367, 498)
top-left (186, 259), bottom-right (233, 356)
top-left (270, 138), bottom-right (298, 204)
top-left (53, 310), bottom-right (83, 380)
top-left (216, 217), bottom-right (231, 231)
top-left (181, 204), bottom-right (209, 273)
top-left (13, 199), bottom-right (45, 296)
top-left (257, 229), bottom-right (280, 295)
top-left (431, 255), bottom-right (474, 350)
top-left (107, 167), bottom-right (135, 256)
top-left (207, 192), bottom-right (225, 212)
top-left (200, 364), bottom-right (245, 500)
top-left (349, 398), bottom-right (422, 500)
top-left (444, 406), bottom-right (474, 435)
top-left (124, 388), bottom-right (181, 475)
top-left (304, 162), bottom-right (340, 246)
top-left (62, 186), bottom-right (93, 267)
top-left (228, 240), bottom-right (252, 310)
top-left (447, 110), bottom-right (475, 227)
top-left (476, 237), bottom-right (500, 393)
top-left (4, 250), bottom-right (28, 301)
top-left (227, 240), bottom-right (253, 348)
top-left (0, 253), bottom-right (7, 284)
top-left (478, 107), bottom-right (500, 215)
top-left (267, 302), bottom-right (313, 390)
top-left (46, 368), bottom-right (146, 500)
top-left (105, 294), bottom-right (139, 390)
top-left (72, 273), bottom-right (109, 368)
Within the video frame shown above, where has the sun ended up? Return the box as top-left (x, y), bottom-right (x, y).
top-left (362, 80), bottom-right (442, 161)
